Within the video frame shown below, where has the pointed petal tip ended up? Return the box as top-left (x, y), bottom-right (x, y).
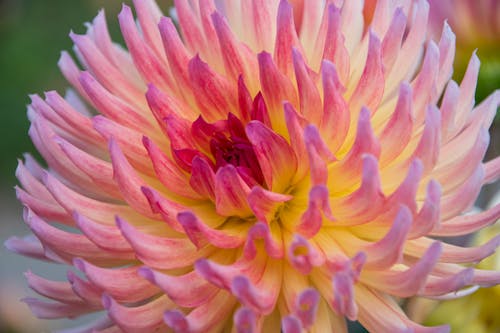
top-left (101, 293), bottom-right (112, 310)
top-left (164, 309), bottom-right (188, 332)
top-left (72, 257), bottom-right (86, 272)
top-left (137, 266), bottom-right (154, 282)
top-left (234, 307), bottom-right (256, 333)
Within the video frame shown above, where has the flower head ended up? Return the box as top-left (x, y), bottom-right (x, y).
top-left (5, 0), bottom-right (500, 332)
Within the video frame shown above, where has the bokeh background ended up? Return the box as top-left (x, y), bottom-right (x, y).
top-left (0, 0), bottom-right (498, 332)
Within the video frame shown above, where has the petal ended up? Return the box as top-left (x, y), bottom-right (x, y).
top-left (103, 294), bottom-right (172, 333)
top-left (116, 216), bottom-right (203, 270)
top-left (292, 48), bottom-right (322, 126)
top-left (246, 121), bottom-right (298, 192)
top-left (320, 61), bottom-right (350, 154)
top-left (188, 54), bottom-right (237, 122)
top-left (362, 242), bottom-right (442, 297)
top-left (248, 186), bottom-right (292, 224)
top-left (274, 0), bottom-right (303, 77)
top-left (177, 210), bottom-right (247, 249)
top-left (297, 185), bottom-right (333, 238)
top-left (257, 52), bottom-right (298, 133)
top-left (432, 203), bottom-right (500, 237)
top-left (73, 259), bottom-right (158, 303)
top-left (139, 268), bottom-right (217, 308)
top-left (214, 165), bottom-right (252, 217)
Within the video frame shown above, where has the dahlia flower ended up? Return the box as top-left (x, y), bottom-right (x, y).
top-left (5, 0), bottom-right (500, 332)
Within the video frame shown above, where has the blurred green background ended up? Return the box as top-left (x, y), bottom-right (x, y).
top-left (0, 0), bottom-right (497, 332)
top-left (0, 0), bottom-right (128, 187)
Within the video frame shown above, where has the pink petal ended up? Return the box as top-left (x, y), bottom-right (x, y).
top-left (243, 222), bottom-right (284, 260)
top-left (330, 155), bottom-right (384, 225)
top-left (410, 180), bottom-right (441, 238)
top-left (25, 270), bottom-right (83, 304)
top-left (188, 54), bottom-right (237, 122)
top-left (234, 307), bottom-right (258, 333)
top-left (287, 234), bottom-right (324, 274)
top-left (70, 32), bottom-right (145, 107)
top-left (246, 120), bottom-right (297, 192)
top-left (103, 294), bottom-right (172, 333)
top-left (361, 242), bottom-right (442, 297)
top-left (421, 268), bottom-right (474, 297)
top-left (293, 288), bottom-right (320, 328)
top-left (22, 297), bottom-right (94, 319)
top-left (320, 60), bottom-right (350, 154)
top-left (73, 259), bottom-right (158, 303)
top-left (143, 136), bottom-right (201, 199)
top-left (189, 156), bottom-right (216, 200)
top-left (79, 71), bottom-right (153, 133)
top-left (56, 137), bottom-right (121, 198)
top-left (164, 290), bottom-right (237, 333)
top-left (379, 83), bottom-right (414, 165)
top-left (407, 235), bottom-right (500, 264)
top-left (292, 49), bottom-right (322, 126)
top-left (109, 138), bottom-right (158, 218)
top-left (348, 31), bottom-right (384, 116)
top-left (282, 315), bottom-right (303, 333)
top-left (432, 203), bottom-right (500, 237)
top-left (322, 5), bottom-right (350, 84)
top-left (284, 103), bottom-right (309, 182)
top-left (257, 52), bottom-right (298, 131)
top-left (74, 212), bottom-right (133, 254)
top-left (274, 0), bottom-right (303, 77)
top-left (116, 216), bottom-right (203, 270)
top-left (139, 268), bottom-right (217, 308)
top-left (25, 208), bottom-right (132, 265)
top-left (118, 5), bottom-right (177, 93)
top-left (380, 8), bottom-right (406, 72)
top-left (304, 124), bottom-right (335, 186)
top-left (297, 185), bottom-right (333, 238)
top-left (4, 235), bottom-right (49, 262)
top-left (361, 206), bottom-right (412, 270)
top-left (330, 107), bottom-right (380, 192)
top-left (131, 0), bottom-right (164, 59)
top-left (212, 10), bottom-right (257, 87)
top-left (410, 41), bottom-right (439, 124)
top-left (177, 210), bottom-right (247, 249)
top-left (214, 164), bottom-right (252, 217)
top-left (248, 186), bottom-right (292, 223)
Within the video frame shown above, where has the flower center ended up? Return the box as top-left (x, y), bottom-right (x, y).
top-left (210, 134), bottom-right (264, 185)
top-left (189, 113), bottom-right (265, 187)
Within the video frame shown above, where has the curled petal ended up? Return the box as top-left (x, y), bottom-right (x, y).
top-left (177, 210), bottom-right (247, 249)
top-left (243, 222), bottom-right (284, 260)
top-left (362, 242), bottom-right (442, 297)
top-left (139, 268), bottom-right (217, 308)
top-left (282, 315), bottom-right (303, 333)
top-left (234, 307), bottom-right (258, 333)
top-left (248, 186), bottom-right (292, 224)
top-left (103, 294), bottom-right (172, 333)
top-left (288, 234), bottom-right (324, 274)
top-left (294, 288), bottom-right (320, 328)
top-left (297, 185), bottom-right (333, 238)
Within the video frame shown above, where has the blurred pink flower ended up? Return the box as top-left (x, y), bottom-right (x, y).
top-left (5, 0), bottom-right (500, 332)
top-left (428, 0), bottom-right (500, 49)
top-left (427, 0), bottom-right (500, 99)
